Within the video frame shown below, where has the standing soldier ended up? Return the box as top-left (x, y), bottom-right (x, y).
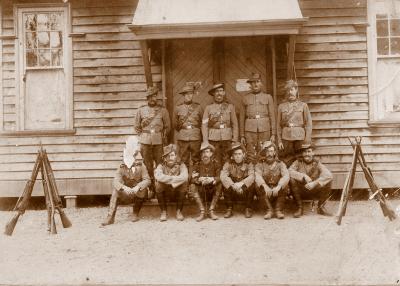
top-left (189, 142), bottom-right (222, 221)
top-left (154, 144), bottom-right (189, 222)
top-left (240, 73), bottom-right (276, 163)
top-left (220, 142), bottom-right (255, 218)
top-left (101, 143), bottom-right (151, 226)
top-left (174, 84), bottom-right (203, 167)
top-left (277, 80), bottom-right (312, 166)
top-left (134, 86), bottom-right (171, 192)
top-left (289, 143), bottom-right (333, 217)
top-left (202, 83), bottom-right (239, 164)
top-left (255, 141), bottom-right (289, 220)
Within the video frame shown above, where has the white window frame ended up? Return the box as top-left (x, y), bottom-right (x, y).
top-left (367, 0), bottom-right (400, 125)
top-left (14, 3), bottom-right (73, 134)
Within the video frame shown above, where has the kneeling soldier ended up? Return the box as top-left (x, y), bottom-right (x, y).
top-left (255, 141), bottom-right (289, 219)
top-left (289, 143), bottom-right (333, 217)
top-left (220, 142), bottom-right (255, 218)
top-left (154, 144), bottom-right (189, 221)
top-left (190, 142), bottom-right (222, 221)
top-left (101, 148), bottom-right (151, 226)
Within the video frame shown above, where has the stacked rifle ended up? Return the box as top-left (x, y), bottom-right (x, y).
top-left (336, 136), bottom-right (397, 225)
top-left (4, 146), bottom-right (72, 236)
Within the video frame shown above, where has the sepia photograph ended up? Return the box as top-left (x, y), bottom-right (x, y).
top-left (0, 0), bottom-right (400, 285)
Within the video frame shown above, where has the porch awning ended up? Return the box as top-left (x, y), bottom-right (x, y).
top-left (128, 0), bottom-right (308, 40)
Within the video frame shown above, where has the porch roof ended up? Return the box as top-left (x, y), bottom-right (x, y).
top-left (128, 0), bottom-right (307, 40)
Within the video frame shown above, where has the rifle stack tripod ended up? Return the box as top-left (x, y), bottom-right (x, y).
top-left (336, 136), bottom-right (397, 225)
top-left (4, 146), bottom-right (72, 236)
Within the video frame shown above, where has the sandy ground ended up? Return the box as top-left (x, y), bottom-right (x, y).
top-left (1, 200), bottom-right (400, 285)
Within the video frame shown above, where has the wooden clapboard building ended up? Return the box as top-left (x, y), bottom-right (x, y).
top-left (0, 0), bottom-right (399, 197)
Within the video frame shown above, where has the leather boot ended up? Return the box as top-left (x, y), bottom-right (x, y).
top-left (317, 205), bottom-right (332, 216)
top-left (209, 209), bottom-right (219, 220)
top-left (317, 186), bottom-right (333, 216)
top-left (275, 192), bottom-right (286, 219)
top-left (245, 208), bottom-right (252, 218)
top-left (262, 194), bottom-right (273, 220)
top-left (193, 192), bottom-right (206, 222)
top-left (176, 209), bottom-right (184, 221)
top-left (209, 189), bottom-right (220, 220)
top-left (132, 199), bottom-right (143, 222)
top-left (160, 210), bottom-right (167, 222)
top-left (224, 207), bottom-right (233, 218)
top-left (291, 187), bottom-right (303, 218)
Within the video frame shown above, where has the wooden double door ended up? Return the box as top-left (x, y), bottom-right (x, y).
top-left (166, 36), bottom-right (272, 118)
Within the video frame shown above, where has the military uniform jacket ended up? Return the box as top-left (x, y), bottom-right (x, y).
top-left (113, 163), bottom-right (151, 191)
top-left (239, 92), bottom-right (276, 137)
top-left (174, 102), bottom-right (203, 141)
top-left (134, 104), bottom-right (171, 145)
top-left (191, 159), bottom-right (221, 185)
top-left (220, 161), bottom-right (254, 189)
top-left (154, 161), bottom-right (188, 188)
top-left (202, 102), bottom-right (239, 142)
top-left (255, 160), bottom-right (289, 189)
top-left (289, 158), bottom-right (333, 188)
top-left (277, 100), bottom-right (312, 143)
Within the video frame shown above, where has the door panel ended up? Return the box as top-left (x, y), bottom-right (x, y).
top-left (224, 37), bottom-right (267, 110)
top-left (170, 38), bottom-right (214, 111)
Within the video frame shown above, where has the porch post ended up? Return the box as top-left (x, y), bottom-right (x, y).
top-left (287, 34), bottom-right (296, 80)
top-left (140, 40), bottom-right (153, 87)
top-left (212, 38), bottom-right (225, 83)
top-left (271, 36), bottom-right (277, 111)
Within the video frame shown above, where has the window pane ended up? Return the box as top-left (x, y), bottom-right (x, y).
top-left (38, 32), bottom-right (50, 48)
top-left (25, 32), bottom-right (37, 49)
top-left (38, 49), bottom-right (51, 66)
top-left (391, 37), bottom-right (400, 55)
top-left (377, 19), bottom-right (389, 37)
top-left (390, 19), bottom-right (400, 36)
top-left (24, 14), bottom-right (37, 31)
top-left (378, 38), bottom-right (390, 55)
top-left (36, 14), bottom-right (49, 31)
top-left (49, 13), bottom-right (62, 30)
top-left (51, 49), bottom-right (62, 66)
top-left (26, 50), bottom-right (38, 67)
top-left (50, 31), bottom-right (62, 48)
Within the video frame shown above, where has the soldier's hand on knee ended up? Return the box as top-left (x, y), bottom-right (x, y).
top-left (270, 135), bottom-right (276, 143)
top-left (305, 181), bottom-right (318, 191)
top-left (278, 142), bottom-right (284, 150)
top-left (303, 174), bottom-right (312, 183)
top-left (240, 136), bottom-right (246, 145)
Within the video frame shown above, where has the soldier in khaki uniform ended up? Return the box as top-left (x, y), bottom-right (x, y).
top-left (220, 142), bottom-right (255, 218)
top-left (240, 73), bottom-right (276, 163)
top-left (202, 83), bottom-right (239, 165)
top-left (255, 141), bottom-right (289, 220)
top-left (277, 80), bottom-right (312, 166)
top-left (134, 86), bottom-right (171, 188)
top-left (189, 142), bottom-right (222, 221)
top-left (174, 84), bottom-right (203, 167)
top-left (289, 143), bottom-right (333, 217)
top-left (154, 144), bottom-right (189, 222)
top-left (101, 146), bottom-right (151, 226)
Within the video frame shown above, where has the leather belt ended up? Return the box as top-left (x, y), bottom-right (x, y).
top-left (285, 123), bottom-right (304, 128)
top-left (246, 114), bottom-right (268, 119)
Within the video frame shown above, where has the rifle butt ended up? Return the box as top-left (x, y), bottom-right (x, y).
top-left (4, 213), bottom-right (21, 236)
top-left (58, 209), bottom-right (72, 228)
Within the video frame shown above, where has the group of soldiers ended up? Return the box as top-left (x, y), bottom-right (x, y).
top-left (101, 73), bottom-right (333, 226)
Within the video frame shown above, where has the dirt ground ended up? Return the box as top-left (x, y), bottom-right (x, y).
top-left (1, 200), bottom-right (400, 285)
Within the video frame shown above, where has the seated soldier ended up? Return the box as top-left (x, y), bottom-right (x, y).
top-left (289, 143), bottom-right (333, 217)
top-left (101, 146), bottom-right (151, 226)
top-left (154, 144), bottom-right (189, 222)
top-left (189, 142), bottom-right (222, 222)
top-left (220, 142), bottom-right (255, 218)
top-left (255, 141), bottom-right (289, 219)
